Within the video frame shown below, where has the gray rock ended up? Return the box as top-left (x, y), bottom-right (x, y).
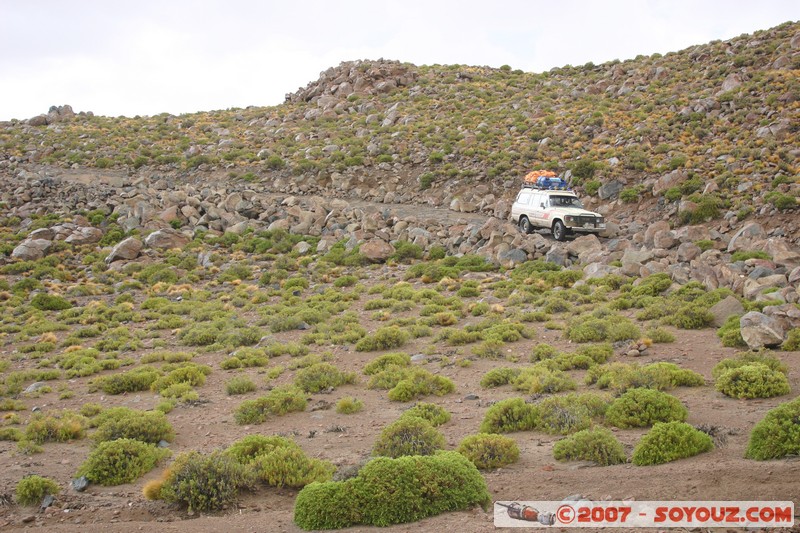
top-left (23, 382), bottom-right (48, 394)
top-left (105, 237), bottom-right (143, 264)
top-left (597, 180), bottom-right (624, 200)
top-left (740, 311), bottom-right (786, 349)
top-left (410, 354), bottom-right (426, 362)
top-left (144, 228), bottom-right (190, 249)
top-left (545, 245), bottom-right (569, 267)
top-left (11, 239), bottom-right (52, 260)
top-left (360, 238), bottom-right (394, 263)
top-left (708, 295), bottom-right (745, 327)
top-left (71, 476), bottom-right (89, 492)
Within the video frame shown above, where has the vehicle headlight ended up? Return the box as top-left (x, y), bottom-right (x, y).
top-left (597, 216), bottom-right (605, 224)
top-left (565, 215), bottom-right (574, 222)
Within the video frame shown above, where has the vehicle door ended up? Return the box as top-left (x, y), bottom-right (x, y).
top-left (531, 193), bottom-right (546, 226)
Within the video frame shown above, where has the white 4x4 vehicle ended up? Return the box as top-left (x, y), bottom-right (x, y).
top-left (511, 185), bottom-right (605, 241)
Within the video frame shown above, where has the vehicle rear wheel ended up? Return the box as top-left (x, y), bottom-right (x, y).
top-left (552, 220), bottom-right (567, 241)
top-left (519, 216), bottom-right (533, 234)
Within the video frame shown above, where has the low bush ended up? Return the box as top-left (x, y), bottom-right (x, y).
top-left (225, 435), bottom-right (300, 464)
top-left (715, 364), bottom-right (790, 399)
top-left (605, 388), bottom-right (688, 428)
top-left (480, 367), bottom-right (521, 388)
top-left (399, 402), bottom-right (451, 426)
top-left (226, 376), bottom-right (257, 395)
top-left (782, 328), bottom-right (800, 351)
top-left (363, 352), bottom-right (410, 375)
top-left (77, 438), bottom-right (170, 485)
top-left (745, 397), bottom-right (800, 460)
top-left (457, 433), bottom-right (520, 469)
top-left (355, 326), bottom-right (410, 351)
top-left (158, 451), bottom-right (255, 512)
top-left (15, 475), bottom-right (60, 506)
top-left (717, 315), bottom-right (746, 347)
top-left (91, 367), bottom-right (160, 394)
top-left (553, 428), bottom-right (627, 466)
top-left (536, 396), bottom-right (592, 435)
top-left (373, 417), bottom-right (445, 458)
top-left (91, 407), bottom-right (175, 444)
top-left (335, 397), bottom-right (364, 414)
top-left (711, 352), bottom-right (788, 379)
top-left (479, 398), bottom-right (538, 434)
top-left (24, 411), bottom-right (87, 444)
top-left (294, 363), bottom-right (356, 393)
top-left (632, 422), bottom-right (713, 465)
top-left (512, 366), bottom-right (576, 394)
top-left (233, 385), bottom-right (307, 425)
top-left (293, 452), bottom-right (491, 529)
top-left (31, 293), bottom-right (72, 311)
top-left (252, 446), bottom-right (335, 488)
top-left (586, 362), bottom-right (704, 393)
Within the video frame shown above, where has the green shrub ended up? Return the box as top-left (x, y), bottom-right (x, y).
top-left (233, 385), bottom-right (307, 424)
top-left (31, 293), bottom-right (72, 311)
top-left (159, 451), bottom-right (255, 512)
top-left (665, 303), bottom-right (714, 329)
top-left (294, 363), bottom-right (356, 393)
top-left (24, 411), bottom-right (87, 444)
top-left (91, 367), bottom-right (160, 394)
top-left (565, 316), bottom-right (640, 343)
top-left (457, 433), bottom-right (519, 469)
top-left (645, 327), bottom-right (676, 343)
top-left (536, 396), bottom-right (592, 435)
top-left (92, 408), bottom-right (175, 444)
top-left (380, 368), bottom-right (455, 402)
top-left (224, 434), bottom-right (299, 464)
top-left (355, 327), bottom-right (410, 351)
top-left (400, 402), bottom-right (451, 426)
top-left (150, 363), bottom-right (211, 393)
top-left (0, 427), bottom-right (23, 441)
top-left (77, 438), bottom-right (170, 485)
top-left (714, 364), bottom-right (790, 399)
top-left (745, 397), bottom-right (800, 460)
top-left (632, 422), bottom-right (713, 465)
top-left (512, 366), bottom-right (576, 394)
top-left (335, 397), bottom-right (364, 414)
top-left (605, 388), bottom-right (688, 428)
top-left (781, 328), bottom-right (800, 351)
top-left (251, 446), bottom-right (335, 488)
top-left (225, 376), bottom-right (257, 395)
top-left (373, 417), bottom-right (445, 458)
top-left (479, 398), bottom-right (538, 434)
top-left (553, 428), bottom-right (626, 466)
top-left (730, 250), bottom-right (771, 262)
top-left (221, 347), bottom-right (270, 369)
top-left (293, 452), bottom-right (491, 529)
top-left (363, 352), bottom-right (411, 375)
top-left (15, 475), bottom-right (60, 506)
top-left (586, 362), bottom-right (704, 393)
top-left (480, 367), bottom-right (521, 388)
top-left (717, 315), bottom-right (746, 347)
top-left (711, 352), bottom-right (788, 379)
top-left (391, 241), bottom-right (423, 262)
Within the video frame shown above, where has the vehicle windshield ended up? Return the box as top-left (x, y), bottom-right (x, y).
top-left (549, 196), bottom-right (583, 208)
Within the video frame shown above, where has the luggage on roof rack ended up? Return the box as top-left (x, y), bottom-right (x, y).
top-left (522, 170), bottom-right (569, 190)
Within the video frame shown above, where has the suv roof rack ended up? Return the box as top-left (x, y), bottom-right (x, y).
top-left (521, 183), bottom-right (574, 191)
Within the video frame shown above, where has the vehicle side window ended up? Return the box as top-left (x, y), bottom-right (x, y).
top-left (517, 192), bottom-right (531, 205)
top-left (533, 194), bottom-right (543, 208)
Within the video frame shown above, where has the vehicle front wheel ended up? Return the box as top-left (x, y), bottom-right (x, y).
top-left (519, 216), bottom-right (533, 234)
top-left (552, 220), bottom-right (567, 241)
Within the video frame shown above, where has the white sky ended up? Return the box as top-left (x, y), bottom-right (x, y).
top-left (1, 0), bottom-right (798, 121)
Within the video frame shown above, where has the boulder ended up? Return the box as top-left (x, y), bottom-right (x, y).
top-left (708, 295), bottom-right (745, 327)
top-left (105, 237), bottom-right (143, 263)
top-left (740, 311), bottom-right (786, 349)
top-left (597, 180), bottom-right (624, 200)
top-left (567, 234), bottom-right (602, 259)
top-left (644, 221), bottom-right (670, 247)
top-left (652, 170), bottom-right (687, 196)
top-left (727, 222), bottom-right (767, 252)
top-left (144, 228), bottom-right (190, 249)
top-left (11, 239), bottom-right (52, 260)
top-left (65, 227), bottom-right (103, 245)
top-left (360, 239), bottom-right (394, 263)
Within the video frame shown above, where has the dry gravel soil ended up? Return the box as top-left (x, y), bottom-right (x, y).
top-left (0, 233), bottom-right (798, 533)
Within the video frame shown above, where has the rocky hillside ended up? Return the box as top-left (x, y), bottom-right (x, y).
top-left (0, 22), bottom-right (798, 240)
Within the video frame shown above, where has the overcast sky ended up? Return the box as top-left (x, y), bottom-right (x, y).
top-left (1, 0), bottom-right (797, 121)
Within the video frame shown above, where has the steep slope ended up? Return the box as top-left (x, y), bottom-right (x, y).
top-left (0, 21), bottom-right (797, 239)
